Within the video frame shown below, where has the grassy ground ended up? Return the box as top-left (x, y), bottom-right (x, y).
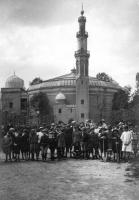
top-left (0, 154), bottom-right (139, 200)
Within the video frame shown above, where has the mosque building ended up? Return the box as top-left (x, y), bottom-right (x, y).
top-left (28, 9), bottom-right (121, 124)
top-left (0, 9), bottom-right (121, 126)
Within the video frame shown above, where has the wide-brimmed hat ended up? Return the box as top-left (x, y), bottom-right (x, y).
top-left (42, 128), bottom-right (48, 132)
top-left (39, 127), bottom-right (44, 130)
top-left (9, 128), bottom-right (15, 132)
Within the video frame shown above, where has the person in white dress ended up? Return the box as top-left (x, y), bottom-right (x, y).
top-left (36, 127), bottom-right (44, 158)
top-left (120, 125), bottom-right (133, 161)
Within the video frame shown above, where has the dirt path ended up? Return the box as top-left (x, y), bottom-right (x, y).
top-left (0, 157), bottom-right (139, 200)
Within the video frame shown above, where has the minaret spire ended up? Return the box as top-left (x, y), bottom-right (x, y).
top-left (75, 8), bottom-right (90, 77)
top-left (81, 3), bottom-right (84, 15)
top-left (75, 9), bottom-right (90, 122)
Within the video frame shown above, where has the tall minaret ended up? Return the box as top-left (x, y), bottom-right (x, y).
top-left (75, 7), bottom-right (90, 122)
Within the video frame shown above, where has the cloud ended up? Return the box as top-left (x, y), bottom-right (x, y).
top-left (87, 0), bottom-right (139, 87)
top-left (0, 0), bottom-right (139, 29)
top-left (0, 23), bottom-right (76, 88)
top-left (0, 0), bottom-right (139, 90)
top-left (0, 0), bottom-right (81, 27)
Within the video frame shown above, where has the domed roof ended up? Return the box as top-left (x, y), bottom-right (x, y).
top-left (28, 69), bottom-right (121, 91)
top-left (5, 74), bottom-right (24, 89)
top-left (55, 92), bottom-right (66, 101)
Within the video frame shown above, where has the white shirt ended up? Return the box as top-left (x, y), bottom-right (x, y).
top-left (37, 131), bottom-right (43, 143)
top-left (120, 130), bottom-right (133, 152)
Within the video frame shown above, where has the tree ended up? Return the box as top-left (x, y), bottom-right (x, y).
top-left (96, 72), bottom-right (113, 82)
top-left (129, 90), bottom-right (139, 107)
top-left (30, 92), bottom-right (53, 124)
top-left (30, 77), bottom-right (43, 85)
top-left (136, 72), bottom-right (139, 89)
top-left (112, 87), bottom-right (131, 110)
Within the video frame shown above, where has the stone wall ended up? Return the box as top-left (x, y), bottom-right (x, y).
top-left (89, 88), bottom-right (115, 124)
top-left (28, 86), bottom-right (117, 124)
top-left (54, 104), bottom-right (76, 124)
top-left (1, 88), bottom-right (21, 115)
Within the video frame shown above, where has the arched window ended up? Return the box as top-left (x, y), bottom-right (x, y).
top-left (58, 108), bottom-right (62, 114)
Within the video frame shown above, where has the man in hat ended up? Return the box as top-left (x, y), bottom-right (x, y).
top-left (12, 129), bottom-right (21, 161)
top-left (64, 123), bottom-right (73, 158)
top-left (57, 127), bottom-right (66, 160)
top-left (29, 129), bottom-right (39, 161)
top-left (40, 129), bottom-right (49, 161)
top-left (36, 127), bottom-right (44, 159)
top-left (8, 128), bottom-right (15, 160)
top-left (48, 125), bottom-right (57, 160)
top-left (37, 127), bottom-right (44, 143)
top-left (100, 119), bottom-right (108, 129)
top-left (21, 129), bottom-right (29, 160)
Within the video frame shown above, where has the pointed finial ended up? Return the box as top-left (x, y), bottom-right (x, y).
top-left (81, 3), bottom-right (84, 15)
top-left (14, 70), bottom-right (15, 76)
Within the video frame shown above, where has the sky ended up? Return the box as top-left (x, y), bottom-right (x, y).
top-left (0, 0), bottom-right (139, 90)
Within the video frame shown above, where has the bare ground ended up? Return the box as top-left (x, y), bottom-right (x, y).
top-left (0, 154), bottom-right (139, 200)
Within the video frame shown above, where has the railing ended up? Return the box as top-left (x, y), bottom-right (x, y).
top-left (75, 49), bottom-right (90, 55)
top-left (76, 31), bottom-right (88, 38)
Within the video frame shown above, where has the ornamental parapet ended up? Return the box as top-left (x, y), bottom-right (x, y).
top-left (78, 16), bottom-right (86, 23)
top-left (74, 49), bottom-right (90, 57)
top-left (76, 31), bottom-right (88, 38)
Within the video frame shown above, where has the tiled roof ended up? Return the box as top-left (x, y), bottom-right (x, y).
top-left (28, 70), bottom-right (121, 91)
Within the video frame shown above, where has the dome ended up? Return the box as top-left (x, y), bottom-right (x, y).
top-left (55, 92), bottom-right (66, 104)
top-left (5, 74), bottom-right (24, 89)
top-left (56, 92), bottom-right (66, 100)
top-left (28, 69), bottom-right (121, 91)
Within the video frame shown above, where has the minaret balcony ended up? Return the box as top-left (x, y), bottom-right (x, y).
top-left (75, 49), bottom-right (90, 57)
top-left (76, 31), bottom-right (88, 38)
top-left (78, 16), bottom-right (86, 23)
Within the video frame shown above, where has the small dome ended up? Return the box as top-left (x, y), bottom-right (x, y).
top-left (5, 74), bottom-right (24, 89)
top-left (55, 92), bottom-right (66, 104)
top-left (56, 92), bottom-right (66, 100)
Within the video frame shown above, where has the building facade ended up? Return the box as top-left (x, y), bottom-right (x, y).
top-left (1, 74), bottom-right (28, 127)
top-left (1, 9), bottom-right (122, 126)
top-left (28, 9), bottom-right (121, 124)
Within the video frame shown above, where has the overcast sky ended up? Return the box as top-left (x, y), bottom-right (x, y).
top-left (0, 0), bottom-right (138, 89)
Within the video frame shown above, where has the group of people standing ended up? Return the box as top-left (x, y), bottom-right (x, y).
top-left (1, 119), bottom-right (139, 163)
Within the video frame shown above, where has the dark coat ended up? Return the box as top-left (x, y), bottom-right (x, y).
top-left (21, 133), bottom-right (29, 153)
top-left (64, 127), bottom-right (73, 148)
top-left (29, 134), bottom-right (39, 153)
top-left (40, 134), bottom-right (49, 147)
top-left (13, 134), bottom-right (21, 154)
top-left (57, 132), bottom-right (65, 148)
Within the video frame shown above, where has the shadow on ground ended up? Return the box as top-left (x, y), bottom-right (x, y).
top-left (125, 155), bottom-right (139, 182)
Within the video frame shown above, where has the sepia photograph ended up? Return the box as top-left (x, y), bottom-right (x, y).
top-left (0, 0), bottom-right (139, 199)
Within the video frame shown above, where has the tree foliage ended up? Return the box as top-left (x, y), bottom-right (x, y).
top-left (30, 92), bottom-right (52, 116)
top-left (30, 77), bottom-right (43, 85)
top-left (112, 88), bottom-right (131, 110)
top-left (136, 72), bottom-right (139, 89)
top-left (129, 90), bottom-right (139, 107)
top-left (96, 72), bottom-right (113, 82)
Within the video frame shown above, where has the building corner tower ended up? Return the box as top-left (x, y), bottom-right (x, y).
top-left (75, 7), bottom-right (90, 122)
